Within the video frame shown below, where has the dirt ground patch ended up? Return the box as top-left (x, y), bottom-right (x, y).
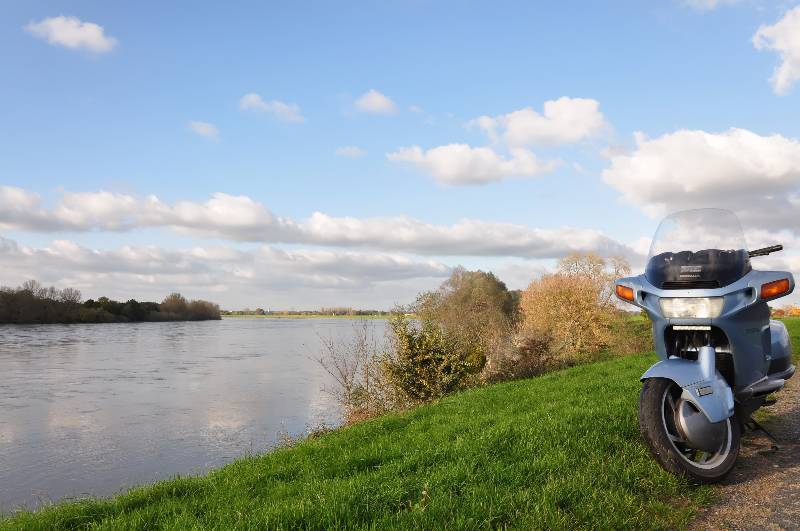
top-left (692, 377), bottom-right (800, 531)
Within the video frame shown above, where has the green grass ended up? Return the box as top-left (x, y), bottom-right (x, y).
top-left (2, 354), bottom-right (710, 530)
top-left (4, 318), bottom-right (797, 530)
top-left (783, 317), bottom-right (800, 361)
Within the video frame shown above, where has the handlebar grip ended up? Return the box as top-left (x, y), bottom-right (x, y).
top-left (749, 244), bottom-right (783, 257)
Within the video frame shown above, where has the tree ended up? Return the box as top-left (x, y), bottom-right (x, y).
top-left (122, 299), bottom-right (147, 321)
top-left (0, 282), bottom-right (220, 324)
top-left (187, 300), bottom-right (221, 320)
top-left (415, 267), bottom-right (517, 378)
top-left (21, 280), bottom-right (44, 298)
top-left (519, 253), bottom-right (631, 360)
top-left (160, 293), bottom-right (188, 316)
top-left (59, 288), bottom-right (82, 304)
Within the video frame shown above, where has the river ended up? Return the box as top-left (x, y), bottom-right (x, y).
top-left (0, 317), bottom-right (388, 512)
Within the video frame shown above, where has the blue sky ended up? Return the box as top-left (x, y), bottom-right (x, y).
top-left (2, 0), bottom-right (800, 308)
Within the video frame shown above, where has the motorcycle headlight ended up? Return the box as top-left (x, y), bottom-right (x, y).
top-left (659, 297), bottom-right (724, 318)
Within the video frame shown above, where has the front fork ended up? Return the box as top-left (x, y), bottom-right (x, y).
top-left (641, 345), bottom-right (735, 424)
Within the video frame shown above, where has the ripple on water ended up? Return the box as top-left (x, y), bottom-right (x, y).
top-left (0, 318), bottom-right (388, 511)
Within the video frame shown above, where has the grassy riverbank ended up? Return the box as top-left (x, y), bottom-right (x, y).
top-left (4, 318), bottom-right (796, 529)
top-left (2, 354), bottom-right (707, 529)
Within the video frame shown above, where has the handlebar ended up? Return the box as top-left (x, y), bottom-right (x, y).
top-left (748, 244), bottom-right (783, 257)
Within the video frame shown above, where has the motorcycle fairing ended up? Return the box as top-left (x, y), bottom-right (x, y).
top-left (620, 269), bottom-right (795, 424)
top-left (619, 269), bottom-right (795, 389)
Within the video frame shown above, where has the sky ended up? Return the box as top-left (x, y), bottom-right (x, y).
top-left (2, 0), bottom-right (800, 310)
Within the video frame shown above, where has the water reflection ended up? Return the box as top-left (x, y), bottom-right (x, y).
top-left (0, 318), bottom-right (387, 512)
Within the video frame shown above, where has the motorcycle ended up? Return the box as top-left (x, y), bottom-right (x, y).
top-left (615, 208), bottom-right (795, 483)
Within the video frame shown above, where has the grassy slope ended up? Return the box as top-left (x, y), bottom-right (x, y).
top-left (786, 317), bottom-right (800, 362)
top-left (4, 318), bottom-right (798, 530)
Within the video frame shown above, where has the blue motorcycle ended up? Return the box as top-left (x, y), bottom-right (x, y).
top-left (616, 208), bottom-right (795, 483)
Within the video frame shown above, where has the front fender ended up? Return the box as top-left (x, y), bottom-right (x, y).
top-left (642, 355), bottom-right (734, 423)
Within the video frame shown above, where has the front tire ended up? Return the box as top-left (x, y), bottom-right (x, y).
top-left (638, 378), bottom-right (740, 484)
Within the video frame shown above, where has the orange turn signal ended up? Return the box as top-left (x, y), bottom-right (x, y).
top-left (616, 284), bottom-right (635, 303)
top-left (761, 278), bottom-right (791, 300)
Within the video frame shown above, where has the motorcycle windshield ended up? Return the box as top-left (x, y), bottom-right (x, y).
top-left (646, 209), bottom-right (751, 289)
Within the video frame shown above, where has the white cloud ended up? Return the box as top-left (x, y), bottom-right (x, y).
top-left (25, 16), bottom-right (117, 53)
top-left (386, 97), bottom-right (604, 185)
top-left (387, 144), bottom-right (557, 185)
top-left (684, 0), bottom-right (740, 12)
top-left (471, 97), bottom-right (608, 146)
top-left (302, 212), bottom-right (631, 258)
top-left (335, 146), bottom-right (367, 158)
top-left (753, 6), bottom-right (800, 95)
top-left (239, 93), bottom-right (305, 123)
top-left (602, 128), bottom-right (800, 232)
top-left (0, 188), bottom-right (294, 238)
top-left (354, 89), bottom-right (397, 115)
top-left (0, 186), bottom-right (634, 259)
top-left (188, 121), bottom-right (219, 141)
top-left (0, 236), bottom-right (451, 308)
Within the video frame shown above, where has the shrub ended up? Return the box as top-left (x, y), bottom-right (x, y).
top-left (415, 267), bottom-right (517, 382)
top-left (476, 329), bottom-right (557, 383)
top-left (519, 253), bottom-right (631, 367)
top-left (318, 259), bottom-right (647, 425)
top-left (382, 315), bottom-right (484, 404)
top-left (317, 314), bottom-right (486, 424)
top-left (160, 293), bottom-right (188, 316)
top-left (187, 299), bottom-right (221, 321)
top-left (316, 321), bottom-right (401, 424)
top-left (78, 307), bottom-right (115, 323)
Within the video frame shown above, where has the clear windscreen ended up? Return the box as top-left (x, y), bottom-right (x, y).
top-left (648, 209), bottom-right (747, 258)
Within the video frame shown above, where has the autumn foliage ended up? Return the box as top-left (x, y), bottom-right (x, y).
top-left (519, 253), bottom-right (633, 362)
top-left (320, 254), bottom-right (653, 424)
top-left (772, 305), bottom-right (800, 317)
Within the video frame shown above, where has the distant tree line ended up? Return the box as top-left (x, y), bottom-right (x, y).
top-left (0, 280), bottom-right (221, 324)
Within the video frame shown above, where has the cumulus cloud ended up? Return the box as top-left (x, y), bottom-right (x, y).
top-left (753, 6), bottom-right (800, 95)
top-left (471, 97), bottom-right (608, 146)
top-left (239, 93), bottom-right (305, 123)
top-left (335, 146), bottom-right (367, 158)
top-left (0, 236), bottom-right (452, 308)
top-left (389, 97), bottom-right (605, 185)
top-left (0, 188), bottom-right (295, 238)
top-left (25, 16), bottom-right (117, 53)
top-left (0, 186), bottom-right (634, 259)
top-left (387, 144), bottom-right (557, 185)
top-left (354, 89), bottom-right (397, 114)
top-left (188, 121), bottom-right (220, 141)
top-left (602, 128), bottom-right (800, 232)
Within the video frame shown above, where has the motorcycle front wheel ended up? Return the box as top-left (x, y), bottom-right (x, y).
top-left (638, 377), bottom-right (740, 484)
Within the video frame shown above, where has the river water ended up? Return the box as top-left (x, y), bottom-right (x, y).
top-left (0, 318), bottom-right (388, 512)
